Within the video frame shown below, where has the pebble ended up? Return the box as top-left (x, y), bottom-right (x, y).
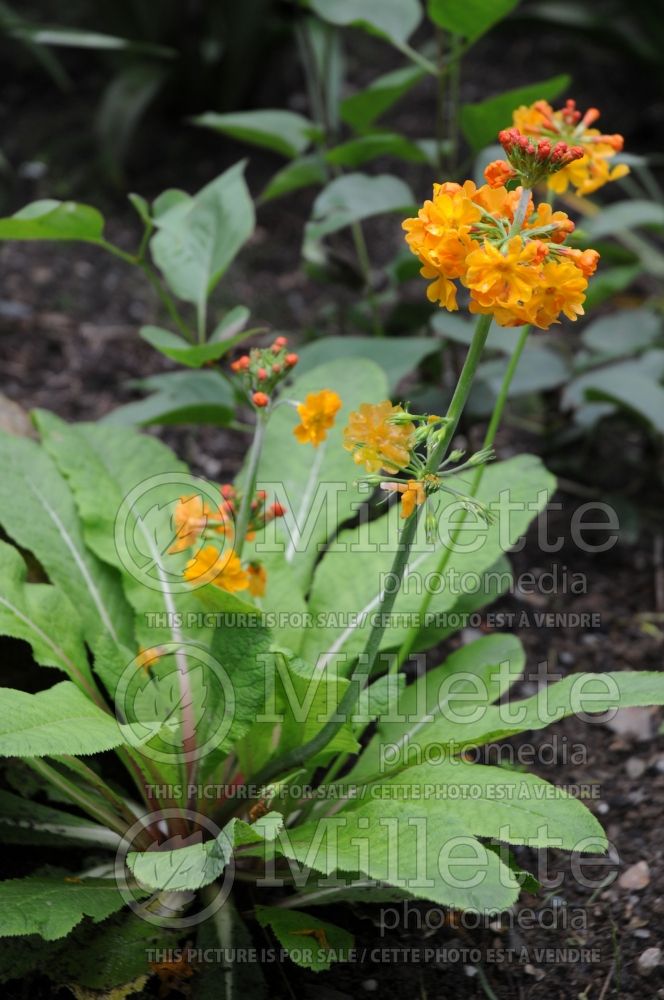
top-left (626, 757), bottom-right (647, 779)
top-left (637, 947), bottom-right (662, 975)
top-left (618, 861), bottom-right (650, 890)
top-left (362, 980), bottom-right (378, 992)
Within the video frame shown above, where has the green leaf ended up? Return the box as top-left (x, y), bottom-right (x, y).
top-left (250, 358), bottom-right (388, 591)
top-left (139, 319), bottom-right (252, 369)
top-left (562, 353), bottom-right (664, 434)
top-left (340, 65), bottom-right (424, 131)
top-left (295, 335), bottom-right (438, 392)
top-left (0, 681), bottom-right (132, 758)
top-left (103, 370), bottom-right (236, 426)
top-left (11, 26), bottom-right (174, 57)
top-left (460, 74), bottom-right (570, 150)
top-left (473, 345), bottom-right (570, 405)
top-left (428, 0), bottom-right (520, 41)
top-left (325, 133), bottom-right (428, 167)
top-left (0, 874), bottom-right (128, 941)
top-left (585, 200), bottom-right (664, 238)
top-left (305, 172), bottom-right (415, 244)
top-left (363, 759), bottom-right (606, 851)
top-left (0, 790), bottom-right (121, 849)
top-left (255, 907), bottom-right (353, 972)
top-left (127, 813), bottom-right (283, 892)
top-left (0, 199), bottom-right (105, 242)
top-left (309, 0), bottom-right (422, 46)
top-left (401, 670), bottom-right (664, 755)
top-left (300, 456), bottom-right (555, 662)
top-left (277, 800), bottom-right (520, 912)
top-left (260, 156), bottom-right (327, 203)
top-left (150, 161), bottom-right (255, 321)
top-left (192, 110), bottom-right (316, 159)
top-left (581, 309), bottom-right (660, 358)
top-left (0, 541), bottom-right (93, 692)
top-left (0, 432), bottom-right (134, 648)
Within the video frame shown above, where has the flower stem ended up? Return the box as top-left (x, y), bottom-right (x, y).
top-left (396, 321), bottom-right (530, 667)
top-left (251, 313), bottom-right (493, 789)
top-left (235, 413), bottom-right (267, 559)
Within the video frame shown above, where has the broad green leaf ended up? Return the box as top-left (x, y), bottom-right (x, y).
top-left (431, 311), bottom-right (509, 352)
top-left (192, 110), bottom-right (316, 158)
top-left (295, 335), bottom-right (438, 392)
top-left (460, 74), bottom-right (570, 150)
top-left (309, 0), bottom-right (422, 46)
top-left (325, 133), bottom-right (428, 167)
top-left (0, 432), bottom-right (134, 648)
top-left (139, 318), bottom-right (253, 368)
top-left (305, 172), bottom-right (415, 244)
top-left (585, 200), bottom-right (664, 238)
top-left (36, 414), bottom-right (273, 761)
top-left (260, 156), bottom-right (327, 203)
top-left (562, 353), bottom-right (664, 434)
top-left (274, 654), bottom-right (359, 762)
top-left (277, 800), bottom-right (520, 912)
top-left (0, 874), bottom-right (128, 941)
top-left (300, 455), bottom-right (555, 662)
top-left (0, 789), bottom-right (121, 849)
top-left (0, 541), bottom-right (94, 693)
top-left (250, 358), bottom-right (388, 591)
top-left (350, 633), bottom-right (523, 781)
top-left (398, 670), bottom-right (664, 756)
top-left (255, 907), bottom-right (353, 971)
top-left (340, 65), bottom-right (424, 131)
top-left (581, 309), bottom-right (660, 358)
top-left (0, 199), bottom-right (105, 242)
top-left (127, 813), bottom-right (283, 892)
top-left (0, 681), bottom-right (132, 757)
top-left (150, 161), bottom-right (255, 321)
top-left (103, 370), bottom-right (236, 426)
top-left (471, 345), bottom-right (570, 413)
top-left (428, 0), bottom-right (520, 41)
top-left (360, 759), bottom-right (606, 851)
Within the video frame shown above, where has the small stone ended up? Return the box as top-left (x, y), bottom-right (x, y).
top-left (626, 757), bottom-right (647, 779)
top-left (637, 947), bottom-right (661, 975)
top-left (524, 964), bottom-right (545, 981)
top-left (362, 980), bottom-right (378, 992)
top-left (618, 861), bottom-right (650, 890)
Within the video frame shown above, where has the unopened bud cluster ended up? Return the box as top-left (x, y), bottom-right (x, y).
top-left (497, 127), bottom-right (584, 188)
top-left (230, 336), bottom-right (298, 408)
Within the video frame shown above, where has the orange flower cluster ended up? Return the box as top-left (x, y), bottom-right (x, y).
top-left (343, 401), bottom-right (415, 473)
top-left (293, 389), bottom-right (342, 447)
top-left (172, 486), bottom-right (285, 597)
top-left (403, 179), bottom-right (599, 328)
top-left (512, 99), bottom-right (628, 196)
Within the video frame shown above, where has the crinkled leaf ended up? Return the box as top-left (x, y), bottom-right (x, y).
top-left (255, 907), bottom-right (353, 972)
top-left (0, 875), bottom-right (128, 941)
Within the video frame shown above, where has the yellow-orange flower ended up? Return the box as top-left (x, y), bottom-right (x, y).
top-left (293, 389), bottom-right (342, 447)
top-left (484, 159), bottom-right (517, 189)
top-left (169, 495), bottom-right (210, 553)
top-left (247, 562), bottom-right (267, 597)
top-left (343, 401), bottom-right (415, 473)
top-left (399, 480), bottom-right (426, 519)
top-left (463, 237), bottom-right (545, 312)
top-left (522, 260), bottom-right (588, 329)
top-left (136, 646), bottom-right (164, 673)
top-left (512, 99), bottom-right (628, 196)
top-left (183, 545), bottom-right (249, 592)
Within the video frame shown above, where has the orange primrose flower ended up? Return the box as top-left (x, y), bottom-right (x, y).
top-left (247, 562), bottom-right (267, 597)
top-left (484, 159), bottom-right (517, 189)
top-left (293, 389), bottom-right (342, 447)
top-left (343, 401), bottom-right (415, 473)
top-left (183, 546), bottom-right (249, 593)
top-left (399, 480), bottom-right (426, 519)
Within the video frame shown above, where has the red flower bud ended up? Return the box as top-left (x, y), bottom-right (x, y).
top-left (257, 367), bottom-right (267, 381)
top-left (273, 336), bottom-right (287, 348)
top-left (285, 353), bottom-right (299, 367)
top-left (269, 502), bottom-right (286, 518)
top-left (252, 391), bottom-right (270, 407)
top-left (272, 363), bottom-right (282, 374)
